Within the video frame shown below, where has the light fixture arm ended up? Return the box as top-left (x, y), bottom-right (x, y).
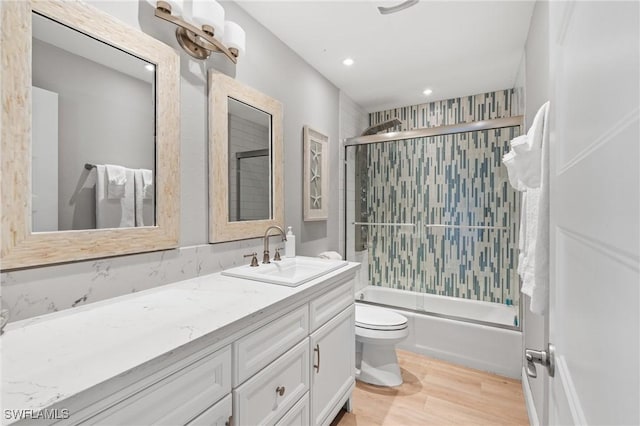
top-left (154, 1), bottom-right (238, 63)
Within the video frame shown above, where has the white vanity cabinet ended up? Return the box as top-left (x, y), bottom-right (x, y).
top-left (187, 395), bottom-right (232, 426)
top-left (231, 277), bottom-right (355, 426)
top-left (79, 346), bottom-right (232, 426)
top-left (4, 267), bottom-right (358, 426)
top-left (308, 281), bottom-right (356, 426)
top-left (309, 307), bottom-right (355, 426)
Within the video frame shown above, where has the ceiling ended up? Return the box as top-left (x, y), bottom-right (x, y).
top-left (237, 1), bottom-right (535, 112)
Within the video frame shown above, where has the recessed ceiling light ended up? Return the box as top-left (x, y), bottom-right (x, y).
top-left (423, 88), bottom-right (433, 96)
top-left (343, 58), bottom-right (354, 66)
top-left (145, 64), bottom-right (155, 72)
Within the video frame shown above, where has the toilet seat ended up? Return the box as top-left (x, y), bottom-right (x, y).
top-left (355, 305), bottom-right (408, 331)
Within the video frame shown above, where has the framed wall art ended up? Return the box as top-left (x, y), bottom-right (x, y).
top-left (303, 126), bottom-right (328, 221)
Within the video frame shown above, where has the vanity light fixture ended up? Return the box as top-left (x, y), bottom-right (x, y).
top-left (151, 0), bottom-right (245, 63)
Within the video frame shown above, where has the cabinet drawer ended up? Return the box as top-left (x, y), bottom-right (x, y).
top-left (276, 392), bottom-right (309, 426)
top-left (234, 304), bottom-right (308, 385)
top-left (85, 346), bottom-right (231, 425)
top-left (187, 394), bottom-right (232, 426)
top-left (233, 339), bottom-right (309, 426)
top-left (309, 279), bottom-right (353, 331)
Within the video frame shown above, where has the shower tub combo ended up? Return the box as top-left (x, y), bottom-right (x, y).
top-left (345, 111), bottom-right (525, 379)
top-left (355, 285), bottom-right (521, 378)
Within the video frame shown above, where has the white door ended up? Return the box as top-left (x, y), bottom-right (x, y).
top-left (544, 1), bottom-right (639, 424)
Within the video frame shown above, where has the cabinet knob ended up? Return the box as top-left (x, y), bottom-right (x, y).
top-left (276, 386), bottom-right (285, 396)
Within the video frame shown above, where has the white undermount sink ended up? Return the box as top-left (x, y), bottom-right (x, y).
top-left (221, 256), bottom-right (348, 287)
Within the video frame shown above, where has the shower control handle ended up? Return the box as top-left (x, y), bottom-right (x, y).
top-left (525, 343), bottom-right (555, 378)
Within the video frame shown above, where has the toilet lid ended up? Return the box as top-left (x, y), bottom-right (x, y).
top-left (355, 305), bottom-right (408, 331)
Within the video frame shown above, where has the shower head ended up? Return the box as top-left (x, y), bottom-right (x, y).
top-left (360, 119), bottom-right (402, 136)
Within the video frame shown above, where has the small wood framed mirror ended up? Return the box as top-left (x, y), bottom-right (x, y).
top-left (208, 71), bottom-right (284, 242)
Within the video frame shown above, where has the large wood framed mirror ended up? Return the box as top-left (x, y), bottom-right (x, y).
top-left (208, 71), bottom-right (283, 242)
top-left (1, 0), bottom-right (180, 269)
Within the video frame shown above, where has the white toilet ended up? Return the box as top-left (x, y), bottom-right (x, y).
top-left (355, 304), bottom-right (409, 387)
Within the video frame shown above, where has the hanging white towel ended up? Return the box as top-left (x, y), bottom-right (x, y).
top-left (134, 169), bottom-right (145, 227)
top-left (119, 168), bottom-right (135, 228)
top-left (141, 169), bottom-right (153, 199)
top-left (96, 165), bottom-right (121, 228)
top-left (502, 102), bottom-right (550, 314)
top-left (95, 165), bottom-right (135, 228)
top-left (502, 135), bottom-right (528, 191)
top-left (105, 164), bottom-right (127, 199)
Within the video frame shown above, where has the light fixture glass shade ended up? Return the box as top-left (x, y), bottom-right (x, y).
top-left (223, 21), bottom-right (246, 56)
top-left (192, 0), bottom-right (225, 37)
top-left (148, 0), bottom-right (184, 16)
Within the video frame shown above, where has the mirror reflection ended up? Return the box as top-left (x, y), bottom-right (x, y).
top-left (31, 12), bottom-right (156, 232)
top-left (227, 97), bottom-right (272, 222)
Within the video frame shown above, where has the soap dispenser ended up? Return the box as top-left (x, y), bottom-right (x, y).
top-left (285, 226), bottom-right (296, 258)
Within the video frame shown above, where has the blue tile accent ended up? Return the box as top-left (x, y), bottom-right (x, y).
top-left (364, 89), bottom-right (522, 310)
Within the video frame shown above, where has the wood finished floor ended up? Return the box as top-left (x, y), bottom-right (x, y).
top-left (333, 350), bottom-right (529, 426)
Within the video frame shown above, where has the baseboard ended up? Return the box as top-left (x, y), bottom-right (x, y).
top-left (522, 367), bottom-right (540, 426)
top-left (401, 343), bottom-right (521, 379)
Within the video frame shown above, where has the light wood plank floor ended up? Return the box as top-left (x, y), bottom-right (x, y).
top-left (333, 350), bottom-right (529, 426)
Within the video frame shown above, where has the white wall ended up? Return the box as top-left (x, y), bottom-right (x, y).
top-left (338, 91), bottom-right (368, 291)
top-left (338, 91), bottom-right (368, 256)
top-left (1, 0), bottom-right (345, 322)
top-left (522, 1), bottom-right (550, 424)
top-left (31, 87), bottom-right (59, 232)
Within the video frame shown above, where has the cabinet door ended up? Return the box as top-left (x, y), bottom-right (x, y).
top-left (309, 305), bottom-right (355, 426)
top-left (187, 394), bottom-right (232, 426)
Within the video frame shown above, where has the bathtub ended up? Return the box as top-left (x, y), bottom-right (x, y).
top-left (355, 285), bottom-right (522, 378)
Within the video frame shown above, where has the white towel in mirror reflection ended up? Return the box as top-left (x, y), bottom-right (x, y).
top-left (96, 165), bottom-right (135, 228)
top-left (134, 169), bottom-right (153, 226)
top-left (105, 164), bottom-right (127, 199)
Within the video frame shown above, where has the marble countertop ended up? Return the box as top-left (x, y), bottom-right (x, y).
top-left (1, 260), bottom-right (358, 418)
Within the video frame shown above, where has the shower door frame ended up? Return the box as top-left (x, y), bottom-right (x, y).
top-left (343, 115), bottom-right (525, 330)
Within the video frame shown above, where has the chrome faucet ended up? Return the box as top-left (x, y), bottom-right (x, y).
top-left (263, 225), bottom-right (287, 264)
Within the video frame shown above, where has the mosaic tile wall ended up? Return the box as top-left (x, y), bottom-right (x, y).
top-left (370, 89), bottom-right (520, 131)
top-left (363, 89), bottom-right (522, 306)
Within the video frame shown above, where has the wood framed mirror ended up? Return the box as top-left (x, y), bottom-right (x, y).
top-left (1, 0), bottom-right (180, 270)
top-left (208, 71), bottom-right (283, 243)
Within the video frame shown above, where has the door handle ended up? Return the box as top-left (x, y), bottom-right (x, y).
top-left (313, 344), bottom-right (320, 373)
top-left (525, 343), bottom-right (555, 378)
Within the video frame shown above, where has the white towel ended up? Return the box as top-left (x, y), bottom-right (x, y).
top-left (95, 165), bottom-right (135, 228)
top-left (141, 169), bottom-right (153, 199)
top-left (318, 251), bottom-right (343, 260)
top-left (502, 136), bottom-right (528, 191)
top-left (105, 164), bottom-right (127, 199)
top-left (134, 170), bottom-right (145, 227)
top-left (502, 102), bottom-right (550, 314)
top-left (119, 168), bottom-right (135, 228)
top-left (96, 165), bottom-right (120, 228)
